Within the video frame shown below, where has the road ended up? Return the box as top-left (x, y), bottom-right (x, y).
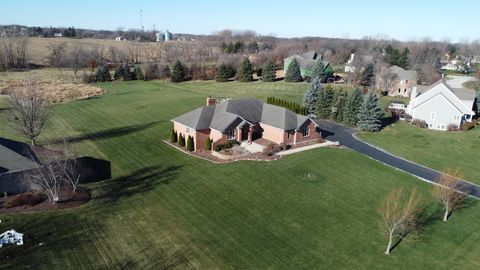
top-left (316, 120), bottom-right (480, 198)
top-left (445, 75), bottom-right (476, 88)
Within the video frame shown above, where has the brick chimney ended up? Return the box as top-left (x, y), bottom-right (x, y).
top-left (206, 97), bottom-right (216, 106)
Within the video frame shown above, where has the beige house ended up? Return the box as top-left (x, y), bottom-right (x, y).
top-left (376, 65), bottom-right (418, 97)
top-left (171, 98), bottom-right (322, 151)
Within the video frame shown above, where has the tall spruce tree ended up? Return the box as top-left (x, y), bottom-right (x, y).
top-left (171, 60), bottom-right (186, 83)
top-left (216, 64), bottom-right (231, 82)
top-left (317, 85), bottom-right (334, 119)
top-left (357, 92), bottom-right (383, 132)
top-left (334, 91), bottom-right (346, 122)
top-left (303, 76), bottom-right (323, 116)
top-left (285, 58), bottom-right (302, 82)
top-left (95, 65), bottom-right (111, 82)
top-left (134, 65), bottom-right (144, 80)
top-left (262, 58), bottom-right (276, 82)
top-left (311, 60), bottom-right (325, 82)
top-left (238, 58), bottom-right (253, 82)
top-left (343, 88), bottom-right (364, 126)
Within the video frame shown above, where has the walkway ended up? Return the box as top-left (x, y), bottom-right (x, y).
top-left (315, 120), bottom-right (480, 199)
top-left (276, 141), bottom-right (338, 156)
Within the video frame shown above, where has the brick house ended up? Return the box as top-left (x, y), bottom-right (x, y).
top-left (171, 98), bottom-right (322, 151)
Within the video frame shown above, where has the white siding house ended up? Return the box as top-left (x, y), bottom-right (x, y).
top-left (406, 80), bottom-right (475, 130)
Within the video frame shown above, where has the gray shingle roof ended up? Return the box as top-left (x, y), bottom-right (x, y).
top-left (285, 51), bottom-right (330, 70)
top-left (0, 141), bottom-right (37, 174)
top-left (172, 98), bottom-right (314, 132)
top-left (418, 80), bottom-right (476, 102)
top-left (385, 65), bottom-right (417, 80)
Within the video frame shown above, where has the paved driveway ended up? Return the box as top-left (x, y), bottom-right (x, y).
top-left (315, 120), bottom-right (480, 198)
top-left (445, 75), bottom-right (476, 88)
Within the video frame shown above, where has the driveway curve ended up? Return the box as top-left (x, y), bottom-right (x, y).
top-left (315, 120), bottom-right (480, 199)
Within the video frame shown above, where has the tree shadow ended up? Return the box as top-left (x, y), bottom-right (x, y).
top-left (49, 121), bottom-right (160, 144)
top-left (381, 115), bottom-right (397, 128)
top-left (93, 165), bottom-right (182, 205)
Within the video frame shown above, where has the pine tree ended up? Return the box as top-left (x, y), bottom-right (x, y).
top-left (135, 65), bottom-right (144, 80)
top-left (170, 127), bottom-right (176, 143)
top-left (237, 58), bottom-right (253, 82)
top-left (330, 90), bottom-right (341, 120)
top-left (357, 92), bottom-right (383, 132)
top-left (171, 60), bottom-right (186, 83)
top-left (303, 76), bottom-right (323, 116)
top-left (186, 135), bottom-right (194, 151)
top-left (343, 88), bottom-right (364, 126)
top-left (317, 85), bottom-right (334, 119)
top-left (334, 91), bottom-right (346, 122)
top-left (324, 65), bottom-right (334, 81)
top-left (311, 60), bottom-right (325, 82)
top-left (285, 58), bottom-right (302, 82)
top-left (122, 64), bottom-right (132, 81)
top-left (178, 133), bottom-right (185, 147)
top-left (262, 58), bottom-right (276, 82)
top-left (204, 137), bottom-right (212, 150)
top-left (94, 65), bottom-right (111, 82)
top-left (216, 64), bottom-right (231, 82)
top-left (114, 65), bottom-right (126, 80)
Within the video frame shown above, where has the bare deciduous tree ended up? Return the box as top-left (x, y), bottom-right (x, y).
top-left (47, 42), bottom-right (67, 69)
top-left (431, 169), bottom-right (468, 222)
top-left (0, 34), bottom-right (28, 70)
top-left (378, 187), bottom-right (423, 255)
top-left (8, 78), bottom-right (50, 145)
top-left (69, 44), bottom-right (86, 78)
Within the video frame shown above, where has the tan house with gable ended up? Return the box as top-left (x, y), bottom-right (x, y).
top-left (376, 65), bottom-right (418, 97)
top-left (171, 98), bottom-right (322, 151)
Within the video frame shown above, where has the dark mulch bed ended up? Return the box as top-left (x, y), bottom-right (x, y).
top-left (0, 186), bottom-right (91, 214)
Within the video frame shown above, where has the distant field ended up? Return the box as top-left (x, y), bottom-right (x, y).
top-left (0, 81), bottom-right (479, 269)
top-left (358, 122), bottom-right (480, 184)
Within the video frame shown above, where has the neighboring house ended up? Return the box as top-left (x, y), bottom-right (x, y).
top-left (376, 65), bottom-right (418, 97)
top-left (155, 32), bottom-right (164, 42)
top-left (53, 33), bottom-right (63, 37)
top-left (441, 57), bottom-right (472, 72)
top-left (115, 36), bottom-right (127, 41)
top-left (283, 51), bottom-right (330, 78)
top-left (164, 30), bottom-right (173, 41)
top-left (344, 53), bottom-right (374, 73)
top-left (171, 98), bottom-right (322, 151)
top-left (406, 80), bottom-right (476, 130)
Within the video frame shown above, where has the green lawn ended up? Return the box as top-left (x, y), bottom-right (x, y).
top-left (0, 80), bottom-right (479, 269)
top-left (358, 122), bottom-right (480, 184)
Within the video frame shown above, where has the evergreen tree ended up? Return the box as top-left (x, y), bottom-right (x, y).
top-left (330, 90), bottom-right (341, 120)
top-left (95, 65), bottom-right (111, 82)
top-left (114, 65), bottom-right (126, 80)
top-left (186, 135), bottom-right (194, 151)
top-left (216, 64), bottom-right (231, 82)
top-left (334, 91), bottom-right (346, 122)
top-left (135, 65), bottom-right (144, 80)
top-left (360, 63), bottom-right (375, 86)
top-left (285, 58), bottom-right (302, 82)
top-left (161, 65), bottom-right (171, 79)
top-left (178, 133), bottom-right (185, 147)
top-left (311, 60), bottom-right (325, 82)
top-left (171, 60), bottom-right (186, 83)
top-left (357, 92), bottom-right (383, 132)
top-left (324, 65), bottom-right (334, 81)
top-left (343, 88), bottom-right (364, 126)
top-left (475, 91), bottom-right (480, 115)
top-left (262, 58), bottom-right (276, 82)
top-left (170, 127), bottom-right (177, 143)
top-left (237, 58), bottom-right (253, 82)
top-left (121, 64), bottom-right (132, 81)
top-left (204, 137), bottom-right (212, 150)
top-left (317, 85), bottom-right (334, 119)
top-left (303, 76), bottom-right (323, 116)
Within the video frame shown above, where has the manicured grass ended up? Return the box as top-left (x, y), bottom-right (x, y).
top-left (358, 122), bottom-right (480, 184)
top-left (0, 81), bottom-right (479, 269)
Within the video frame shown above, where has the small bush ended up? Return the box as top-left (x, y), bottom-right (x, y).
top-left (178, 133), bottom-right (185, 147)
top-left (186, 135), bottom-right (194, 151)
top-left (447, 123), bottom-right (459, 131)
top-left (279, 142), bottom-right (287, 151)
top-left (214, 140), bottom-right (238, 151)
top-left (412, 119), bottom-right (427, 128)
top-left (204, 137), bottom-right (212, 150)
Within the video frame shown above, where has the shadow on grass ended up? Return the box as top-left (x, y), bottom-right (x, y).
top-left (50, 121), bottom-right (160, 144)
top-left (93, 165), bottom-right (182, 205)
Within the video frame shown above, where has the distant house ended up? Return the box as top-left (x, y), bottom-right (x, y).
top-left (164, 30), bottom-right (173, 41)
top-left (115, 36), bottom-right (127, 41)
top-left (171, 98), bottom-right (321, 151)
top-left (155, 32), bottom-right (164, 42)
top-left (440, 57), bottom-right (472, 72)
top-left (344, 53), bottom-right (374, 73)
top-left (406, 80), bottom-right (476, 130)
top-left (376, 65), bottom-right (418, 97)
top-left (53, 32), bottom-right (63, 37)
top-left (283, 51), bottom-right (330, 79)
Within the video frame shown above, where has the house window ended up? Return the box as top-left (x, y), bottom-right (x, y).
top-left (398, 88), bottom-right (401, 93)
top-left (227, 129), bottom-right (235, 140)
top-left (287, 132), bottom-right (291, 139)
top-left (303, 128), bottom-right (310, 137)
top-left (430, 112), bottom-right (436, 120)
top-left (404, 88), bottom-right (407, 93)
top-left (428, 123), bottom-right (433, 128)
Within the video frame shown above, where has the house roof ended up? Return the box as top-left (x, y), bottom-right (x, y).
top-left (284, 51), bottom-right (330, 70)
top-left (172, 98), bottom-right (314, 132)
top-left (0, 139), bottom-right (37, 174)
top-left (384, 65), bottom-right (417, 80)
top-left (413, 80), bottom-right (475, 114)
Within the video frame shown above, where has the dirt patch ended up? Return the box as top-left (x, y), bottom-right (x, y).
top-left (0, 186), bottom-right (91, 214)
top-left (0, 79), bottom-right (104, 103)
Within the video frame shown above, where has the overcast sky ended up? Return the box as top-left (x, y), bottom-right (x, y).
top-left (2, 0), bottom-right (479, 42)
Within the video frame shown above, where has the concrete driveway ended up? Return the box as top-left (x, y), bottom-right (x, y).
top-left (315, 120), bottom-right (480, 198)
top-left (445, 75), bottom-right (476, 88)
